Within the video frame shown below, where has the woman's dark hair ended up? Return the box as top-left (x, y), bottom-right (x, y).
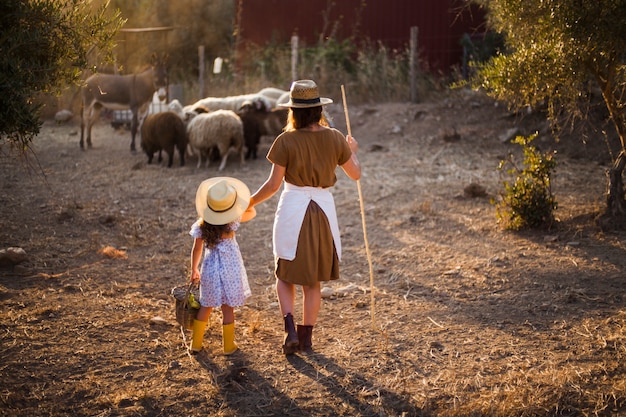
top-left (199, 220), bottom-right (233, 248)
top-left (286, 106), bottom-right (329, 130)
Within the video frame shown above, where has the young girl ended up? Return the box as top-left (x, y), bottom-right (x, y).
top-left (189, 177), bottom-right (256, 354)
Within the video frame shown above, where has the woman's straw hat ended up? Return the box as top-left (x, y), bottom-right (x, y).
top-left (277, 79), bottom-right (333, 108)
top-left (195, 177), bottom-right (250, 225)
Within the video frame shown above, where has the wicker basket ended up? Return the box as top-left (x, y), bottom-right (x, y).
top-left (171, 284), bottom-right (200, 330)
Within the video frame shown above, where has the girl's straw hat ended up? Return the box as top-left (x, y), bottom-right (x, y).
top-left (195, 177), bottom-right (250, 225)
top-left (277, 79), bottom-right (333, 108)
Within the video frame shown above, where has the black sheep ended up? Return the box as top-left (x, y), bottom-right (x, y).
top-left (237, 101), bottom-right (288, 160)
top-left (140, 111), bottom-right (188, 167)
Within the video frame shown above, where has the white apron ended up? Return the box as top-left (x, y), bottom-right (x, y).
top-left (273, 182), bottom-right (341, 261)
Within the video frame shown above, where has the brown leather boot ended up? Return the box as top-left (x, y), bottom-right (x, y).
top-left (282, 313), bottom-right (299, 355)
top-left (297, 324), bottom-right (313, 353)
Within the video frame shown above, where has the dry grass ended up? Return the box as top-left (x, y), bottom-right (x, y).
top-left (1, 90), bottom-right (626, 416)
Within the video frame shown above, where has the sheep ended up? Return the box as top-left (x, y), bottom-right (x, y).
top-left (237, 100), bottom-right (288, 159)
top-left (186, 109), bottom-right (244, 171)
top-left (237, 103), bottom-right (265, 161)
top-left (276, 91), bottom-right (290, 108)
top-left (167, 99), bottom-right (184, 119)
top-left (140, 111), bottom-right (188, 167)
top-left (183, 93), bottom-right (272, 115)
top-left (167, 99), bottom-right (209, 124)
top-left (263, 108), bottom-right (289, 136)
top-left (172, 105), bottom-right (212, 161)
top-left (181, 86), bottom-right (288, 115)
top-left (258, 87), bottom-right (288, 108)
top-left (54, 109), bottom-right (73, 124)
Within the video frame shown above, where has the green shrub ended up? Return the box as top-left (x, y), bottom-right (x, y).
top-left (495, 134), bottom-right (558, 230)
top-left (0, 0), bottom-right (123, 152)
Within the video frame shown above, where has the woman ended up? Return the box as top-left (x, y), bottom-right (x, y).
top-left (248, 79), bottom-right (361, 354)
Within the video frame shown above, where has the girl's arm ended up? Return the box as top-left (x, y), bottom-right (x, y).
top-left (240, 206), bottom-right (256, 223)
top-left (248, 163), bottom-right (286, 208)
top-left (190, 237), bottom-right (203, 283)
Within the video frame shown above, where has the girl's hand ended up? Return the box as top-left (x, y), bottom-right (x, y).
top-left (190, 269), bottom-right (200, 284)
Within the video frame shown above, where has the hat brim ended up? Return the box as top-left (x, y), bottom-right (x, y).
top-left (277, 97), bottom-right (333, 108)
top-left (195, 177), bottom-right (250, 225)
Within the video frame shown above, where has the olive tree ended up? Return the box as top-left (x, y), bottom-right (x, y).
top-left (0, 0), bottom-right (124, 155)
top-left (470, 0), bottom-right (626, 225)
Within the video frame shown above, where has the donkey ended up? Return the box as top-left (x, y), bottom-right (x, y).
top-left (80, 53), bottom-right (168, 152)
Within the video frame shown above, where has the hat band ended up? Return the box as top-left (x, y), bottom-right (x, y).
top-left (292, 97), bottom-right (321, 105)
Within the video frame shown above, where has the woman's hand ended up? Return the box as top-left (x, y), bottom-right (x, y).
top-left (346, 134), bottom-right (359, 153)
top-left (342, 135), bottom-right (361, 180)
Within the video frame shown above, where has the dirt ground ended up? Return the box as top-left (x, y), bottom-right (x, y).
top-left (1, 88), bottom-right (626, 416)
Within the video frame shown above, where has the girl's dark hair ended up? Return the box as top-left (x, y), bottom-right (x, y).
top-left (198, 220), bottom-right (233, 248)
top-left (286, 106), bottom-right (329, 130)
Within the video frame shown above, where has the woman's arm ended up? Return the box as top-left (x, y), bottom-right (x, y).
top-left (249, 163), bottom-right (286, 207)
top-left (341, 135), bottom-right (361, 180)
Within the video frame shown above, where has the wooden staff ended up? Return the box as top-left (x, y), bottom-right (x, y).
top-left (341, 85), bottom-right (376, 329)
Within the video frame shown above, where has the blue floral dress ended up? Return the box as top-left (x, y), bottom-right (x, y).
top-left (189, 219), bottom-right (251, 308)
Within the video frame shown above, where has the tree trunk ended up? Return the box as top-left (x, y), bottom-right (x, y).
top-left (596, 69), bottom-right (626, 222)
top-left (606, 149), bottom-right (626, 216)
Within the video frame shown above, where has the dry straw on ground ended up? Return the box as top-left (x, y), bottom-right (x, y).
top-left (1, 89), bottom-right (626, 416)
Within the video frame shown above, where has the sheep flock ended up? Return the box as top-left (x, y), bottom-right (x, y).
top-left (139, 86), bottom-right (289, 171)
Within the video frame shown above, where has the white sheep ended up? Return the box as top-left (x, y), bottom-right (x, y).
top-left (54, 109), bottom-right (73, 124)
top-left (182, 86), bottom-right (288, 114)
top-left (186, 109), bottom-right (244, 171)
top-left (167, 99), bottom-right (184, 119)
top-left (184, 93), bottom-right (272, 115)
top-left (276, 91), bottom-right (290, 108)
top-left (168, 98), bottom-right (203, 124)
top-left (258, 87), bottom-right (288, 108)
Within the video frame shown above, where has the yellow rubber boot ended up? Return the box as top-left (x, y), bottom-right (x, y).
top-left (190, 319), bottom-right (207, 353)
top-left (222, 322), bottom-right (238, 355)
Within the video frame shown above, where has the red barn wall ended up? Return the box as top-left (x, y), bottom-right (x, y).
top-left (235, 0), bottom-right (484, 73)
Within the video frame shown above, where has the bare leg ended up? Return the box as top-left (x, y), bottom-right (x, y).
top-left (276, 278), bottom-right (295, 316)
top-left (221, 304), bottom-right (235, 324)
top-left (196, 306), bottom-right (213, 322)
top-left (302, 282), bottom-right (321, 326)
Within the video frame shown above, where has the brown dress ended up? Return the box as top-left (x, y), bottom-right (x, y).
top-left (267, 127), bottom-right (352, 286)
